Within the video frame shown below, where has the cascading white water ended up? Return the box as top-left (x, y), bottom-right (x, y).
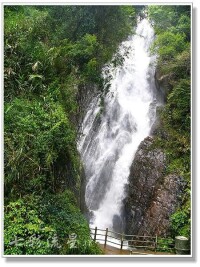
top-left (78, 19), bottom-right (157, 234)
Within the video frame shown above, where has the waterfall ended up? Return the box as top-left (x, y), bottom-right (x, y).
top-left (78, 19), bottom-right (157, 233)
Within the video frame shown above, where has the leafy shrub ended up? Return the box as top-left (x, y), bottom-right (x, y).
top-left (4, 193), bottom-right (103, 255)
top-left (43, 190), bottom-right (102, 254)
top-left (4, 198), bottom-right (59, 255)
top-left (170, 206), bottom-right (191, 238)
top-left (4, 97), bottom-right (79, 199)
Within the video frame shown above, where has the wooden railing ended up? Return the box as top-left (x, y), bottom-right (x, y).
top-left (90, 227), bottom-right (175, 252)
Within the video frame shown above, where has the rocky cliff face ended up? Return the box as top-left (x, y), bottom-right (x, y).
top-left (76, 83), bottom-right (99, 135)
top-left (124, 136), bottom-right (184, 236)
top-left (154, 69), bottom-right (171, 104)
top-left (76, 83), bottom-right (100, 213)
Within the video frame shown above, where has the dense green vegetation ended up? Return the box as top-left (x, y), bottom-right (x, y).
top-left (4, 4), bottom-right (191, 255)
top-left (4, 5), bottom-right (136, 255)
top-left (148, 5), bottom-right (191, 238)
top-left (4, 192), bottom-right (101, 255)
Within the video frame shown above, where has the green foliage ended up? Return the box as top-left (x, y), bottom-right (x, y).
top-left (38, 191), bottom-right (103, 255)
top-left (4, 5), bottom-right (136, 102)
top-left (165, 79), bottom-right (190, 132)
top-left (159, 46), bottom-right (190, 81)
top-left (148, 6), bottom-right (178, 32)
top-left (170, 202), bottom-right (191, 238)
top-left (153, 32), bottom-right (187, 62)
top-left (4, 198), bottom-right (58, 255)
top-left (4, 5), bottom-right (136, 255)
top-left (4, 96), bottom-right (79, 199)
top-left (4, 193), bottom-right (102, 255)
top-left (148, 5), bottom-right (191, 38)
top-left (148, 5), bottom-right (191, 239)
top-left (157, 237), bottom-right (175, 252)
top-left (4, 6), bottom-right (51, 101)
top-left (4, 4), bottom-right (137, 196)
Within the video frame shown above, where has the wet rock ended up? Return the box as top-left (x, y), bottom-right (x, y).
top-left (124, 136), bottom-right (183, 236)
top-left (112, 214), bottom-right (124, 233)
top-left (154, 68), bottom-right (173, 104)
top-left (136, 174), bottom-right (184, 236)
top-left (80, 164), bottom-right (87, 214)
top-left (76, 83), bottom-right (99, 134)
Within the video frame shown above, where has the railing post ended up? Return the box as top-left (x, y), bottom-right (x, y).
top-left (104, 228), bottom-right (108, 248)
top-left (120, 233), bottom-right (124, 250)
top-left (94, 227), bottom-right (97, 241)
top-left (155, 235), bottom-right (158, 252)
